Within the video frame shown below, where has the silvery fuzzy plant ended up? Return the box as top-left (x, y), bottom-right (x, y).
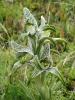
top-left (11, 7), bottom-right (67, 100)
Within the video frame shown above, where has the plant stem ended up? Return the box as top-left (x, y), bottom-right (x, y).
top-left (35, 72), bottom-right (50, 100)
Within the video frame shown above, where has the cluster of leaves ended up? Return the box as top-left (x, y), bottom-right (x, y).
top-left (10, 7), bottom-right (68, 100)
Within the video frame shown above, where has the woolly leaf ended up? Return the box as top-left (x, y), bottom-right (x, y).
top-left (31, 68), bottom-right (43, 78)
top-left (30, 55), bottom-right (43, 70)
top-left (47, 67), bottom-right (65, 84)
top-left (11, 40), bottom-right (34, 56)
top-left (13, 61), bottom-right (22, 68)
top-left (39, 16), bottom-right (46, 29)
top-left (41, 43), bottom-right (50, 60)
top-left (36, 37), bottom-right (55, 58)
top-left (23, 7), bottom-right (38, 29)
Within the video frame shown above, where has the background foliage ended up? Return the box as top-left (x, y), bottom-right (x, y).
top-left (0, 0), bottom-right (75, 100)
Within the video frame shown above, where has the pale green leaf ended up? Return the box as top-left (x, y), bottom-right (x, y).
top-left (53, 38), bottom-right (68, 44)
top-left (11, 40), bottom-right (34, 55)
top-left (28, 34), bottom-right (36, 54)
top-left (41, 43), bottom-right (50, 60)
top-left (47, 67), bottom-right (64, 84)
top-left (30, 55), bottom-right (43, 70)
top-left (13, 61), bottom-right (22, 68)
top-left (20, 32), bottom-right (29, 40)
top-left (31, 68), bottom-right (44, 78)
top-left (36, 37), bottom-right (55, 57)
top-left (23, 7), bottom-right (38, 29)
top-left (27, 37), bottom-right (33, 51)
top-left (39, 16), bottom-right (46, 29)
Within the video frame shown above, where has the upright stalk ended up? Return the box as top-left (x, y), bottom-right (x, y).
top-left (35, 72), bottom-right (50, 100)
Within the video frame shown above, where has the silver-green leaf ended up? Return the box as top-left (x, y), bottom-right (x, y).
top-left (11, 40), bottom-right (34, 56)
top-left (31, 68), bottom-right (44, 78)
top-left (23, 7), bottom-right (38, 29)
top-left (47, 67), bottom-right (64, 84)
top-left (41, 43), bottom-right (50, 60)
